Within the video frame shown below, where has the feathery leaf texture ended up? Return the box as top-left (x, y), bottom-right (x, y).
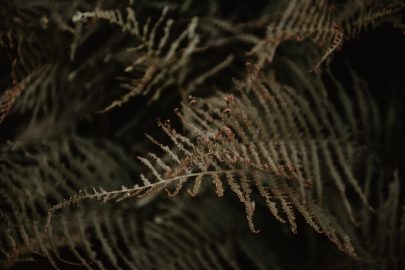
top-left (49, 62), bottom-right (385, 256)
top-left (247, 0), bottom-right (404, 69)
top-left (0, 0), bottom-right (403, 269)
top-left (0, 136), bottom-right (139, 268)
top-left (0, 66), bottom-right (51, 124)
top-left (361, 173), bottom-right (405, 269)
top-left (0, 137), bottom-right (258, 269)
top-left (73, 6), bottom-right (233, 111)
top-left (0, 24), bottom-right (54, 124)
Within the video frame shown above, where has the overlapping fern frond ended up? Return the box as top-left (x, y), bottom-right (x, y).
top-left (0, 1), bottom-right (109, 129)
top-left (359, 174), bottom-right (405, 269)
top-left (0, 136), bottom-right (263, 269)
top-left (248, 0), bottom-right (342, 68)
top-left (246, 0), bottom-right (404, 69)
top-left (49, 62), bottom-right (387, 257)
top-left (0, 23), bottom-right (54, 124)
top-left (73, 5), bottom-right (233, 111)
top-left (0, 136), bottom-right (138, 267)
top-left (1, 0), bottom-right (403, 269)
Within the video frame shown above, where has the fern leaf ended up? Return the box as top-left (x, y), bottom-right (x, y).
top-left (50, 62), bottom-right (387, 257)
top-left (247, 0), bottom-right (403, 69)
top-left (249, 0), bottom-right (341, 68)
top-left (73, 6), bottom-right (232, 111)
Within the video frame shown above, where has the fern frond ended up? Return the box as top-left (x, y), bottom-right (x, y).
top-left (52, 62), bottom-right (386, 256)
top-left (0, 136), bottom-right (138, 267)
top-left (0, 18), bottom-right (57, 125)
top-left (0, 65), bottom-right (53, 125)
top-left (73, 6), bottom-right (232, 111)
top-left (249, 0), bottom-right (341, 68)
top-left (342, 1), bottom-right (405, 39)
top-left (0, 81), bottom-right (25, 125)
top-left (2, 151), bottom-right (260, 269)
top-left (0, 2), bottom-right (117, 134)
top-left (247, 0), bottom-right (403, 69)
top-left (1, 1), bottom-right (402, 269)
